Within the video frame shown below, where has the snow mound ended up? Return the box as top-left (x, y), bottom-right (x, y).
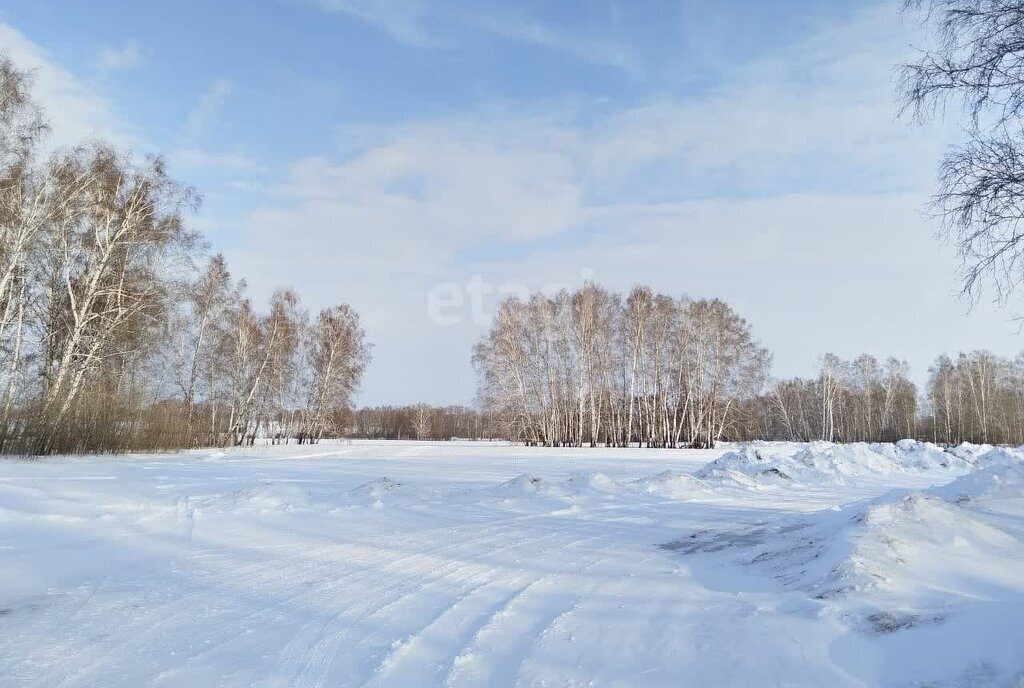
top-left (946, 442), bottom-right (995, 463)
top-left (668, 483), bottom-right (1023, 611)
top-left (495, 474), bottom-right (556, 498)
top-left (491, 470), bottom-right (722, 502)
top-left (348, 477), bottom-right (409, 508)
top-left (628, 470), bottom-right (715, 499)
top-left (930, 458), bottom-right (1024, 505)
top-left (973, 446), bottom-right (1024, 469)
top-left (871, 439), bottom-right (968, 471)
top-left (561, 472), bottom-right (620, 496)
top-left (694, 442), bottom-right (879, 485)
top-left (695, 465), bottom-right (785, 489)
top-left (821, 493), bottom-right (1017, 599)
top-left (694, 440), bottom-right (967, 487)
top-left (230, 483), bottom-right (311, 512)
top-left (351, 477), bottom-right (403, 498)
top-left (491, 472), bottom-right (625, 501)
top-left (693, 444), bottom-right (799, 486)
top-left (491, 470), bottom-right (634, 501)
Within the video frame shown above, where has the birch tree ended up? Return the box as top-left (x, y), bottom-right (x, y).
top-left (35, 147), bottom-right (196, 451)
top-left (899, 1), bottom-right (1024, 303)
top-left (301, 304), bottom-right (370, 443)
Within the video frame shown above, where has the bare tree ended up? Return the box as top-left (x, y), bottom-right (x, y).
top-left (167, 254), bottom-right (239, 445)
top-left (225, 289), bottom-right (300, 445)
top-left (900, 1), bottom-right (1024, 302)
top-left (300, 304), bottom-right (370, 443)
top-left (35, 147), bottom-right (197, 451)
top-left (0, 58), bottom-right (47, 445)
top-left (622, 286), bottom-right (652, 446)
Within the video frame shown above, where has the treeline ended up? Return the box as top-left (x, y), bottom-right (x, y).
top-left (474, 284), bottom-right (1024, 447)
top-left (744, 351), bottom-right (1024, 445)
top-left (745, 354), bottom-right (917, 443)
top-left (0, 58), bottom-right (369, 455)
top-left (347, 405), bottom-right (501, 440)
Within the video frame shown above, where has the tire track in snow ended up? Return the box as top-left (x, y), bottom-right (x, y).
top-left (37, 521), bottom-right (552, 688)
top-left (152, 520), bottom-right (571, 687)
top-left (360, 581), bottom-right (531, 687)
top-left (0, 582), bottom-right (102, 686)
top-left (437, 528), bottom-right (628, 688)
top-left (355, 532), bottom-right (613, 687)
top-left (266, 515), bottom-right (619, 687)
top-left (442, 576), bottom-right (584, 688)
top-left (18, 480), bottom-right (622, 688)
top-left (267, 529), bottom-right (578, 687)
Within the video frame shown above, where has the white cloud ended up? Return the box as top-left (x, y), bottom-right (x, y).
top-left (184, 78), bottom-right (232, 141)
top-left (170, 148), bottom-right (265, 173)
top-left (95, 40), bottom-right (140, 76)
top-left (274, 116), bottom-right (582, 244)
top-left (0, 23), bottom-right (139, 149)
top-left (311, 0), bottom-right (434, 46)
top-left (309, 0), bottom-right (641, 75)
top-left (462, 9), bottom-right (642, 77)
top-left (585, 3), bottom-right (945, 191)
top-left (227, 179), bottom-right (266, 192)
top-left (465, 192), bottom-right (1021, 388)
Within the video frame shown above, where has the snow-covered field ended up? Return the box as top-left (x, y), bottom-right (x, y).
top-left (1, 440), bottom-right (1022, 687)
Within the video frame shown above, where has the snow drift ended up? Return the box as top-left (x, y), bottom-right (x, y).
top-left (668, 444), bottom-right (1024, 635)
top-left (694, 440), bottom-right (975, 487)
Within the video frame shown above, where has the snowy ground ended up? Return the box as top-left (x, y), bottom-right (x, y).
top-left (0, 440), bottom-right (1022, 687)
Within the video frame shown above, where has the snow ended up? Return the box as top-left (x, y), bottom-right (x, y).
top-left (0, 440), bottom-right (1022, 687)
top-left (695, 440), bottom-right (973, 488)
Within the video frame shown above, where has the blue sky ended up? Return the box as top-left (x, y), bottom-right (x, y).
top-left (1, 0), bottom-right (1021, 405)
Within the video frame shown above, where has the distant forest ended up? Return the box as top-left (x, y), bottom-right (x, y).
top-left (470, 285), bottom-right (1024, 448)
top-left (348, 285), bottom-right (1024, 448)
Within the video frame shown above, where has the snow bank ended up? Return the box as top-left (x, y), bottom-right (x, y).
top-left (946, 441), bottom-right (995, 463)
top-left (670, 448), bottom-right (1024, 624)
top-left (692, 443), bottom-right (804, 486)
top-left (822, 492), bottom-right (1020, 602)
top-left (489, 440), bottom-right (985, 506)
top-left (493, 470), bottom-right (716, 503)
top-left (694, 440), bottom-right (970, 487)
top-left (972, 445), bottom-right (1024, 468)
top-left (929, 453), bottom-right (1024, 505)
top-left (870, 439), bottom-right (966, 470)
top-left (561, 471), bottom-right (619, 495)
